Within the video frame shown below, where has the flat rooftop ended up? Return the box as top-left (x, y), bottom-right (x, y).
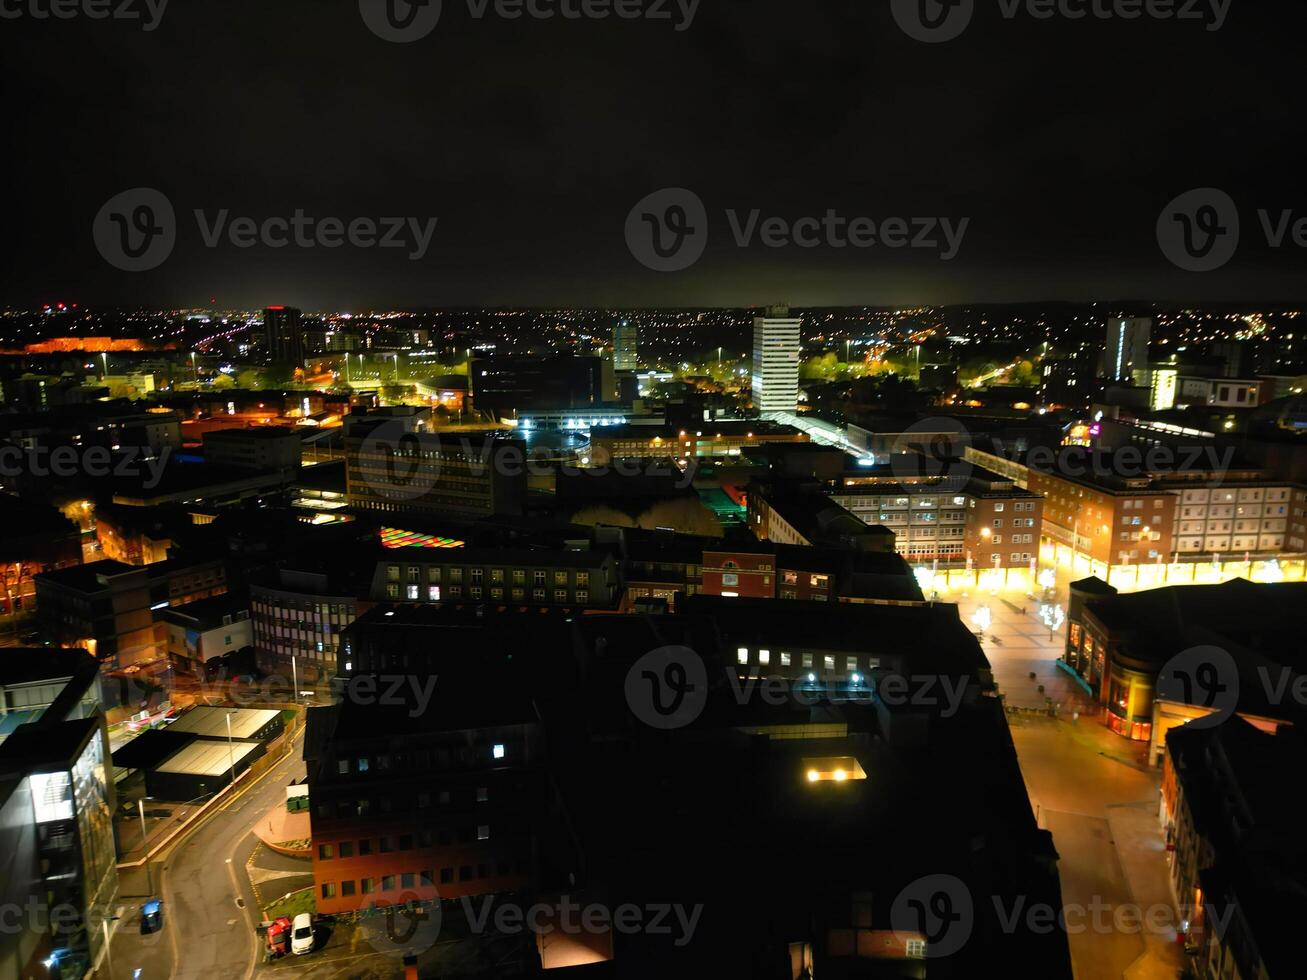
top-left (167, 706), bottom-right (281, 741)
top-left (156, 738), bottom-right (263, 776)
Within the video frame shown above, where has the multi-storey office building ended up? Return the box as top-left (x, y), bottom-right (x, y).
top-left (751, 308), bottom-right (802, 416)
top-left (369, 548), bottom-right (620, 610)
top-left (1160, 479), bottom-right (1290, 555)
top-left (309, 606), bottom-right (560, 917)
top-left (972, 440), bottom-right (1300, 564)
top-left (0, 651), bottom-right (116, 980)
top-left (830, 465), bottom-right (1044, 568)
top-left (345, 422), bottom-right (527, 519)
top-left (1161, 716), bottom-right (1305, 977)
top-left (251, 566), bottom-right (370, 685)
top-left (587, 421), bottom-right (807, 463)
top-left (683, 594), bottom-right (985, 690)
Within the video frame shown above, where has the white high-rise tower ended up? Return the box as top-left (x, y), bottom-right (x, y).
top-left (752, 306), bottom-right (801, 416)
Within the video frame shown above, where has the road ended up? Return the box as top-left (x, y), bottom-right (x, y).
top-left (105, 728), bottom-right (307, 980)
top-left (950, 593), bottom-right (1188, 980)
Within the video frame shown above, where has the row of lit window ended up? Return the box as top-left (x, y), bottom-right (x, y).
top-left (387, 583), bottom-right (590, 604)
top-left (390, 565), bottom-right (589, 587)
top-left (736, 648), bottom-right (882, 672)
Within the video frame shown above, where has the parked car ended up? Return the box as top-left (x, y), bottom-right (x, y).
top-left (291, 913), bottom-right (314, 955)
top-left (140, 900), bottom-right (163, 934)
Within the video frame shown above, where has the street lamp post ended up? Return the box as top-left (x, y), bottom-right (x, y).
top-left (225, 710), bottom-right (236, 787)
top-left (138, 798), bottom-right (152, 893)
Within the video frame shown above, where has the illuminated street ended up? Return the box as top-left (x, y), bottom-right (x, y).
top-left (949, 593), bottom-right (1186, 980)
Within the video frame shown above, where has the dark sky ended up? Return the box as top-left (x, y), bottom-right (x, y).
top-left (2, 0), bottom-right (1304, 310)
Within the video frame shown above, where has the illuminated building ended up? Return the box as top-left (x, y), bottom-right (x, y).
top-left (1103, 317), bottom-right (1151, 382)
top-left (588, 421), bottom-right (807, 463)
top-left (251, 565), bottom-right (370, 684)
top-left (0, 651), bottom-right (116, 980)
top-left (831, 463), bottom-right (1044, 568)
top-left (751, 306), bottom-right (802, 416)
top-left (1063, 577), bottom-right (1307, 746)
top-left (612, 319), bottom-right (638, 372)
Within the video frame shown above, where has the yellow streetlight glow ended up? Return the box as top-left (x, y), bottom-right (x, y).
top-left (806, 770), bottom-right (820, 783)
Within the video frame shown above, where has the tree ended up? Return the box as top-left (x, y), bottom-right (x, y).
top-left (235, 369), bottom-right (263, 390)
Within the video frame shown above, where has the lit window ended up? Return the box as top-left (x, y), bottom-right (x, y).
top-left (492, 744), bottom-right (505, 760)
top-left (737, 647), bottom-right (749, 665)
top-left (428, 586), bottom-right (441, 601)
top-left (780, 652), bottom-right (791, 667)
top-left (824, 656), bottom-right (835, 671)
top-left (477, 825), bottom-right (490, 841)
top-left (759, 650), bottom-right (770, 665)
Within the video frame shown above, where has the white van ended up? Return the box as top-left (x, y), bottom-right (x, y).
top-left (291, 913), bottom-right (314, 955)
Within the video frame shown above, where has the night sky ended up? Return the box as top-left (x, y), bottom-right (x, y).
top-left (3, 0), bottom-right (1304, 310)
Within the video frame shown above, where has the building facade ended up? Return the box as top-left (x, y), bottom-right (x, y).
top-left (751, 308), bottom-right (801, 416)
top-left (370, 549), bottom-right (620, 610)
top-left (345, 424), bottom-right (527, 519)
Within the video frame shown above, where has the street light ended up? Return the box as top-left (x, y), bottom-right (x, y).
top-left (138, 797), bottom-right (153, 893)
top-left (225, 710), bottom-right (237, 787)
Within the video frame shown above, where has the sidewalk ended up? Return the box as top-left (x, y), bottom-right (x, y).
top-left (1108, 802), bottom-right (1187, 980)
top-left (254, 800), bottom-right (311, 854)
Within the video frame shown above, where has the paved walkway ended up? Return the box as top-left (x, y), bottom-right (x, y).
top-left (951, 592), bottom-right (1186, 980)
